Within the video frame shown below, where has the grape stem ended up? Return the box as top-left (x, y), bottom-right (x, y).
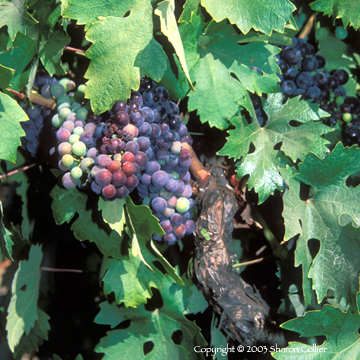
top-left (64, 46), bottom-right (86, 56)
top-left (40, 267), bottom-right (86, 273)
top-left (7, 88), bottom-right (56, 109)
top-left (181, 142), bottom-right (212, 186)
top-left (0, 163), bottom-right (36, 179)
top-left (299, 13), bottom-right (316, 39)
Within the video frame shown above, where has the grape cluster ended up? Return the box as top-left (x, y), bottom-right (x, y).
top-left (20, 73), bottom-right (57, 157)
top-left (52, 77), bottom-right (195, 245)
top-left (277, 38), bottom-right (360, 145)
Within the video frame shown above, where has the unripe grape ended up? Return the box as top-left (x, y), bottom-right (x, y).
top-left (72, 141), bottom-right (87, 156)
top-left (175, 197), bottom-right (190, 213)
top-left (71, 167), bottom-right (83, 179)
top-left (61, 154), bottom-right (74, 167)
top-left (68, 134), bottom-right (80, 144)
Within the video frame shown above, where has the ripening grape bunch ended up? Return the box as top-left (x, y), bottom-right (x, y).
top-left (51, 76), bottom-right (195, 245)
top-left (276, 37), bottom-right (360, 145)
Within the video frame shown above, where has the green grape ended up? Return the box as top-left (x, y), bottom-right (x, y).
top-left (335, 26), bottom-right (348, 40)
top-left (66, 80), bottom-right (76, 91)
top-left (175, 197), bottom-right (190, 213)
top-left (335, 96), bottom-right (344, 105)
top-left (61, 154), bottom-right (74, 167)
top-left (72, 141), bottom-right (86, 156)
top-left (76, 107), bottom-right (88, 121)
top-left (52, 114), bottom-right (62, 127)
top-left (59, 107), bottom-right (71, 120)
top-left (172, 171), bottom-right (179, 180)
top-left (343, 113), bottom-right (352, 123)
top-left (50, 83), bottom-right (66, 98)
top-left (80, 157), bottom-right (95, 172)
top-left (57, 96), bottom-right (71, 105)
top-left (73, 126), bottom-right (84, 136)
top-left (68, 134), bottom-right (80, 144)
top-left (78, 84), bottom-right (87, 93)
top-left (70, 102), bottom-right (82, 112)
top-left (58, 102), bottom-right (71, 111)
top-left (113, 153), bottom-right (122, 161)
top-left (70, 167), bottom-right (83, 179)
top-left (59, 78), bottom-right (71, 90)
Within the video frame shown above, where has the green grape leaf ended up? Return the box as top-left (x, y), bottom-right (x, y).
top-left (125, 196), bottom-right (165, 242)
top-left (155, 0), bottom-right (194, 90)
top-left (0, 32), bottom-right (37, 92)
top-left (310, 0), bottom-right (360, 30)
top-left (6, 244), bottom-right (43, 351)
top-left (273, 292), bottom-right (360, 359)
top-left (317, 34), bottom-right (355, 71)
top-left (0, 63), bottom-right (14, 89)
top-left (0, 0), bottom-right (36, 41)
top-left (0, 200), bottom-right (13, 260)
top-left (184, 19), bottom-right (281, 129)
top-left (134, 37), bottom-right (167, 82)
top-left (182, 275), bottom-right (208, 315)
top-left (218, 93), bottom-right (332, 204)
top-left (95, 275), bottom-right (207, 359)
top-left (237, 29), bottom-right (295, 46)
top-left (0, 92), bottom-right (27, 163)
top-left (65, 0), bottom-right (165, 114)
top-left (98, 198), bottom-right (126, 237)
top-left (39, 29), bottom-right (70, 76)
top-left (13, 308), bottom-right (50, 360)
top-left (179, 0), bottom-right (200, 23)
top-left (200, 0), bottom-right (297, 35)
top-left (100, 249), bottom-right (165, 307)
top-left (50, 185), bottom-right (123, 259)
top-left (3, 150), bottom-right (35, 239)
top-left (282, 143), bottom-right (360, 305)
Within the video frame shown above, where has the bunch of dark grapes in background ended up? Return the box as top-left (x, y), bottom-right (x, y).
top-left (276, 37), bottom-right (360, 145)
top-left (20, 73), bottom-right (59, 158)
top-left (49, 77), bottom-right (195, 245)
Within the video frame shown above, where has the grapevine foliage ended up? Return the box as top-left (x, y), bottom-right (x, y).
top-left (0, 0), bottom-right (360, 359)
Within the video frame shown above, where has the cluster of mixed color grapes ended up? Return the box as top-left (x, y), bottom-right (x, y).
top-left (277, 38), bottom-right (360, 145)
top-left (45, 77), bottom-right (195, 245)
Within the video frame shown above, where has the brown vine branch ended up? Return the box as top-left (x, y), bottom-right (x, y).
top-left (181, 142), bottom-right (212, 186)
top-left (7, 89), bottom-right (56, 109)
top-left (40, 267), bottom-right (86, 273)
top-left (0, 163), bottom-right (37, 180)
top-left (64, 46), bottom-right (86, 55)
top-left (299, 13), bottom-right (316, 39)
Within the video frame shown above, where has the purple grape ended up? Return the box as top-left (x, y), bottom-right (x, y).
top-left (149, 124), bottom-right (161, 139)
top-left (102, 184), bottom-right (116, 198)
top-left (56, 128), bottom-right (71, 142)
top-left (141, 107), bottom-right (155, 123)
top-left (113, 100), bottom-right (127, 112)
top-left (180, 184), bottom-right (192, 198)
top-left (80, 131), bottom-right (96, 148)
top-left (145, 161), bottom-right (161, 175)
top-left (136, 137), bottom-right (150, 151)
top-left (122, 162), bottom-right (136, 176)
top-left (138, 122), bottom-right (152, 136)
top-left (141, 173), bottom-right (152, 185)
top-left (151, 197), bottom-right (167, 213)
top-left (185, 220), bottom-right (195, 234)
top-left (115, 186), bottom-right (129, 199)
top-left (160, 220), bottom-right (173, 234)
top-left (91, 181), bottom-right (103, 194)
top-left (163, 233), bottom-right (177, 245)
top-left (174, 224), bottom-right (186, 237)
top-left (174, 180), bottom-right (185, 195)
top-left (134, 152), bottom-right (148, 169)
top-left (125, 141), bottom-right (140, 155)
top-left (113, 111), bottom-right (130, 126)
top-left (170, 213), bottom-right (182, 226)
top-left (129, 110), bottom-right (144, 127)
top-left (165, 179), bottom-right (178, 192)
top-left (152, 170), bottom-right (169, 187)
top-left (167, 196), bottom-right (177, 208)
top-left (125, 174), bottom-right (139, 189)
top-left (95, 169), bottom-right (112, 186)
top-left (112, 170), bottom-right (126, 186)
top-left (96, 154), bottom-right (112, 167)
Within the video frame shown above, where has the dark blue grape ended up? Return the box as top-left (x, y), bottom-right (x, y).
top-left (334, 69), bottom-right (349, 85)
top-left (296, 72), bottom-right (313, 89)
top-left (164, 101), bottom-right (179, 115)
top-left (95, 123), bottom-right (106, 139)
top-left (305, 86), bottom-right (321, 101)
top-left (302, 56), bottom-right (318, 72)
top-left (145, 161), bottom-right (161, 175)
top-left (327, 76), bottom-right (339, 90)
top-left (136, 136), bottom-right (150, 151)
top-left (113, 111), bottom-right (130, 126)
top-left (333, 86), bottom-right (346, 98)
top-left (281, 47), bottom-right (301, 65)
top-left (129, 110), bottom-right (144, 127)
top-left (313, 73), bottom-right (327, 87)
top-left (141, 107), bottom-right (155, 123)
top-left (315, 55), bottom-right (326, 68)
top-left (152, 170), bottom-right (169, 187)
top-left (281, 80), bottom-right (297, 96)
top-left (284, 68), bottom-right (299, 80)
